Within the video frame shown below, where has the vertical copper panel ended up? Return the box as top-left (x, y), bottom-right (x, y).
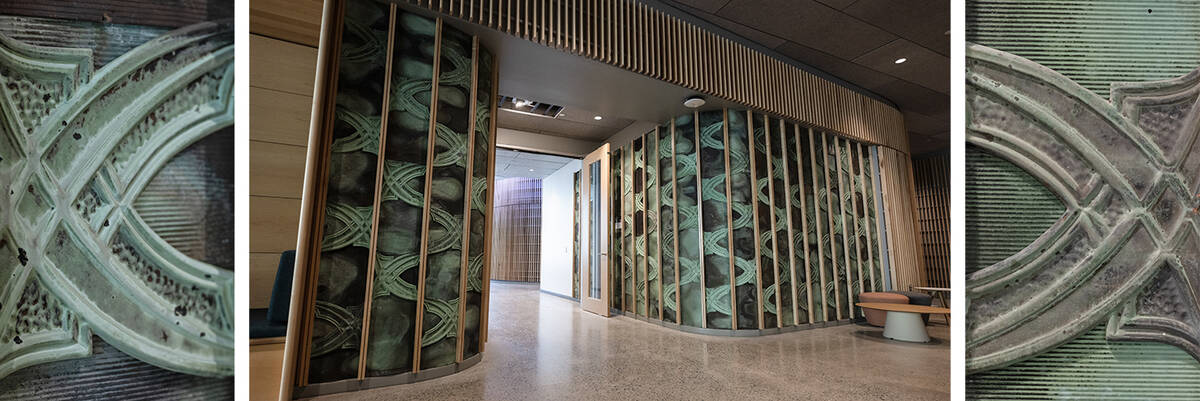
top-left (693, 110), bottom-right (707, 328)
top-left (820, 131), bottom-right (842, 319)
top-left (411, 17), bottom-right (444, 373)
top-left (763, 114), bottom-right (781, 328)
top-left (356, 4), bottom-right (398, 380)
top-left (454, 36), bottom-right (481, 364)
top-left (747, 110), bottom-right (764, 329)
top-left (722, 109), bottom-right (737, 330)
top-left (671, 122), bottom-right (682, 322)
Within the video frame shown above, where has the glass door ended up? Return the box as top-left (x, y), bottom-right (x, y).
top-left (579, 144), bottom-right (610, 316)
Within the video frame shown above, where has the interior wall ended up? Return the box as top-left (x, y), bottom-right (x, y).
top-left (490, 178), bottom-right (543, 282)
top-left (248, 34), bottom-right (315, 309)
top-left (877, 147), bottom-right (927, 292)
top-left (606, 109), bottom-right (889, 332)
top-left (290, 3), bottom-right (497, 392)
top-left (912, 152), bottom-right (949, 289)
top-left (539, 160), bottom-right (583, 297)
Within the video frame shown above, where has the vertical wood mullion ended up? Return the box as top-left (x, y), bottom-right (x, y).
top-left (694, 110), bottom-right (707, 328)
top-left (747, 111), bottom-right (763, 329)
top-left (847, 141), bottom-right (865, 298)
top-left (834, 137), bottom-right (856, 319)
top-left (858, 143), bottom-right (877, 291)
top-left (793, 124), bottom-right (814, 324)
top-left (640, 134), bottom-right (648, 316)
top-left (778, 119), bottom-right (797, 326)
top-left (806, 130), bottom-right (828, 322)
top-left (671, 122), bottom-right (681, 325)
top-left (412, 17), bottom-right (444, 373)
top-left (655, 127), bottom-right (664, 319)
top-left (764, 114), bottom-right (781, 329)
top-left (821, 131), bottom-right (842, 320)
top-left (454, 36), bottom-right (481, 364)
top-left (722, 108), bottom-right (737, 330)
top-left (479, 47), bottom-right (499, 351)
top-left (356, 4), bottom-right (398, 380)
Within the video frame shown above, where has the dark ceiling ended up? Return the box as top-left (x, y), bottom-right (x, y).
top-left (660, 0), bottom-right (950, 155)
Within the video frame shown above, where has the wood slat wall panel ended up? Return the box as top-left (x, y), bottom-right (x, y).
top-left (490, 178), bottom-right (544, 282)
top-left (249, 141), bottom-right (308, 199)
top-left (250, 87), bottom-right (315, 146)
top-left (912, 152), bottom-right (949, 289)
top-left (249, 35), bottom-right (318, 96)
top-left (405, 0), bottom-right (908, 154)
top-left (249, 196), bottom-right (303, 253)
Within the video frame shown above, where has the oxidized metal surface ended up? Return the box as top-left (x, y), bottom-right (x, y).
top-left (611, 110), bottom-right (886, 332)
top-left (0, 21), bottom-right (234, 379)
top-left (965, 43), bottom-right (1200, 373)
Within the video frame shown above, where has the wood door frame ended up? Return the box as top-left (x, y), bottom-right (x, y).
top-left (580, 143), bottom-right (611, 317)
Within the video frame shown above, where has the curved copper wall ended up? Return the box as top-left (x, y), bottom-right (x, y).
top-left (607, 109), bottom-right (891, 333)
top-left (285, 0), bottom-right (497, 396)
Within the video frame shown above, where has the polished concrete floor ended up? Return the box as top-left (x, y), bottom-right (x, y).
top-left (312, 281), bottom-right (949, 400)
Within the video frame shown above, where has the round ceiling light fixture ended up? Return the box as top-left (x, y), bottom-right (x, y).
top-left (894, 57), bottom-right (907, 64)
top-left (594, 115), bottom-right (603, 120)
top-left (683, 95), bottom-right (706, 108)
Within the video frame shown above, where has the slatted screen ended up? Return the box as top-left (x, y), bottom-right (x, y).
top-left (912, 152), bottom-right (949, 289)
top-left (607, 109), bottom-right (892, 330)
top-left (402, 0), bottom-right (907, 152)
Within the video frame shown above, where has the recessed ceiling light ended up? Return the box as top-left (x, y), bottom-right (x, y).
top-left (594, 115), bottom-right (603, 120)
top-left (529, 168), bottom-right (535, 171)
top-left (894, 58), bottom-right (907, 64)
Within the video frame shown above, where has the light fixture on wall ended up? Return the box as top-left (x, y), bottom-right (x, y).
top-left (894, 57), bottom-right (908, 64)
top-left (683, 95), bottom-right (705, 108)
top-left (594, 115), bottom-right (603, 120)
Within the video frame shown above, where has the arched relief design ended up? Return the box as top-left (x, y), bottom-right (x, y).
top-left (607, 108), bottom-right (894, 335)
top-left (965, 43), bottom-right (1200, 373)
top-left (0, 21), bottom-right (235, 379)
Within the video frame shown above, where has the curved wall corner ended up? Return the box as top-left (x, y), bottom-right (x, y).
top-left (604, 109), bottom-right (891, 335)
top-left (285, 0), bottom-right (497, 396)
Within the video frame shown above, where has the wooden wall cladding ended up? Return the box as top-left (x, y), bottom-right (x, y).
top-left (490, 178), bottom-right (544, 282)
top-left (250, 0), bottom-right (324, 46)
top-left (249, 34), bottom-right (317, 308)
top-left (877, 147), bottom-right (926, 292)
top-left (286, 1), bottom-right (499, 394)
top-left (607, 109), bottom-right (889, 331)
top-left (402, 0), bottom-right (908, 154)
top-left (912, 152), bottom-right (949, 289)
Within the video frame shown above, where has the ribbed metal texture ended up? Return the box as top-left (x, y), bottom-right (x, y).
top-left (0, 337), bottom-right (232, 400)
top-left (0, 16), bottom-right (167, 71)
top-left (967, 325), bottom-right (1200, 399)
top-left (964, 144), bottom-right (1064, 275)
top-left (966, 0), bottom-right (1200, 96)
top-left (134, 127), bottom-right (234, 270)
top-left (403, 0), bottom-right (908, 153)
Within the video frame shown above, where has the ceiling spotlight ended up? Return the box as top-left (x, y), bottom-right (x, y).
top-left (594, 115), bottom-right (603, 120)
top-left (894, 58), bottom-right (907, 64)
top-left (514, 100), bottom-right (529, 108)
top-left (683, 95), bottom-right (706, 108)
top-left (529, 168), bottom-right (535, 172)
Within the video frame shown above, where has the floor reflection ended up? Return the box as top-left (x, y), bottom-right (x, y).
top-left (317, 281), bottom-right (950, 400)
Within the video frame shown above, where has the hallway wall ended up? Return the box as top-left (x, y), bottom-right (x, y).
top-left (539, 161), bottom-right (583, 297)
top-left (287, 3), bottom-right (498, 395)
top-left (607, 109), bottom-right (891, 331)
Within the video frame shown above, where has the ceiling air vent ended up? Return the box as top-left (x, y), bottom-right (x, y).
top-left (499, 95), bottom-right (564, 118)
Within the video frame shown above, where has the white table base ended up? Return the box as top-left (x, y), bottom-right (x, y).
top-left (882, 311), bottom-right (930, 342)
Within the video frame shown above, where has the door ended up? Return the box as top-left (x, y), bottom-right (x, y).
top-left (579, 143), bottom-right (610, 316)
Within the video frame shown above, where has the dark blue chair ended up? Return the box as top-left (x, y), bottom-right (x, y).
top-left (888, 290), bottom-right (933, 324)
top-left (250, 250), bottom-right (295, 338)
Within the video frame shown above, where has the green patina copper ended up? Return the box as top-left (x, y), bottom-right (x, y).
top-left (0, 20), bottom-right (234, 379)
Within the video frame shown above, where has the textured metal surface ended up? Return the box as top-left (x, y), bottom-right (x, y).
top-left (294, 2), bottom-right (498, 391)
top-left (0, 336), bottom-right (232, 400)
top-left (608, 110), bottom-right (890, 331)
top-left (964, 42), bottom-right (1200, 377)
top-left (0, 18), bottom-right (235, 382)
top-left (967, 324), bottom-right (1200, 399)
top-left (402, 0), bottom-right (908, 153)
top-left (966, 0), bottom-right (1200, 97)
top-left (965, 145), bottom-right (1064, 275)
